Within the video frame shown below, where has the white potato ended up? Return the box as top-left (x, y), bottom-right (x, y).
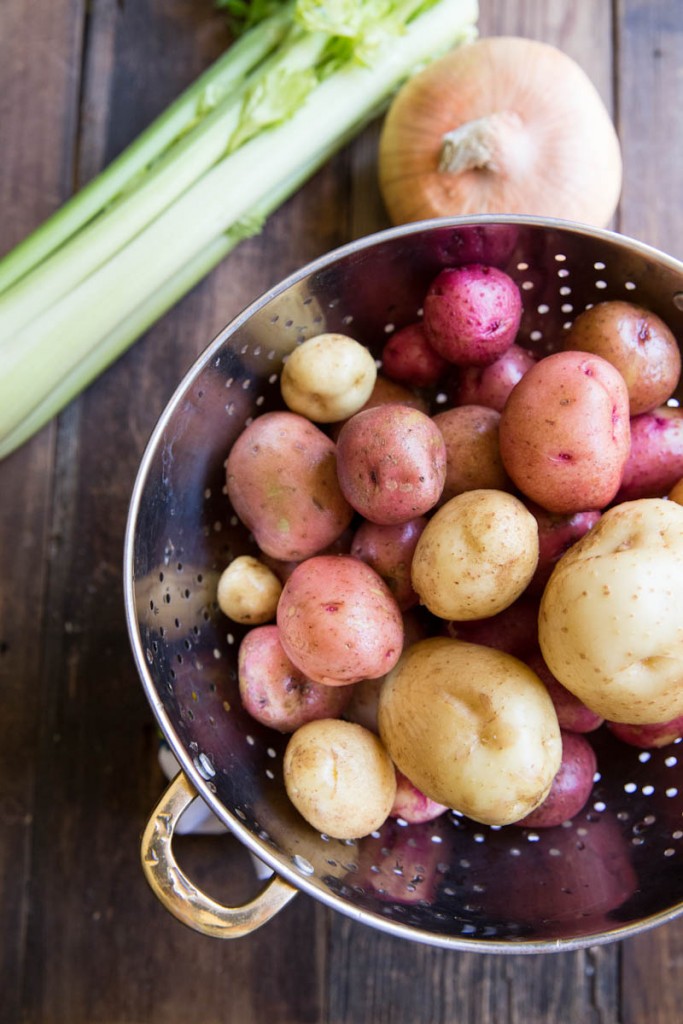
top-left (283, 719), bottom-right (397, 839)
top-left (539, 497), bottom-right (683, 724)
top-left (217, 555), bottom-right (282, 624)
top-left (378, 637), bottom-right (562, 826)
top-left (280, 333), bottom-right (377, 423)
top-left (411, 489), bottom-right (539, 620)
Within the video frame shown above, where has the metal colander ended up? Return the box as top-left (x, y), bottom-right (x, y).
top-left (124, 215), bottom-right (683, 953)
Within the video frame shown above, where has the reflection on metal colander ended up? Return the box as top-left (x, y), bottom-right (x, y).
top-left (125, 216), bottom-right (683, 952)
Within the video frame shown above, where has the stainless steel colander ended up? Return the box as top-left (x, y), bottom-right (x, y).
top-left (124, 215), bottom-right (683, 953)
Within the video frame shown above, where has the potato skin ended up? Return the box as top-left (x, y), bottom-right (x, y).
top-left (381, 321), bottom-right (449, 389)
top-left (378, 637), bottom-right (562, 826)
top-left (514, 730), bottom-right (597, 829)
top-left (350, 517), bottom-right (427, 610)
top-left (336, 404), bottom-right (447, 525)
top-left (539, 498), bottom-right (683, 724)
top-left (225, 411), bottom-right (353, 560)
top-left (237, 625), bottom-right (353, 732)
top-left (454, 343), bottom-right (536, 411)
top-left (499, 350), bottom-right (631, 514)
top-left (283, 719), bottom-right (397, 839)
top-left (217, 555), bottom-right (282, 624)
top-left (563, 300), bottom-right (681, 415)
top-left (276, 554), bottom-right (404, 686)
top-left (281, 332), bottom-right (377, 423)
top-left (614, 406), bottom-right (683, 502)
top-left (432, 404), bottom-right (511, 500)
top-left (423, 264), bottom-right (522, 366)
top-left (411, 489), bottom-right (539, 620)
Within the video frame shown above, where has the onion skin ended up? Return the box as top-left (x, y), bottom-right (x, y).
top-left (378, 37), bottom-right (622, 228)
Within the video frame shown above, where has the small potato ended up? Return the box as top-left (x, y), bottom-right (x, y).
top-left (423, 264), bottom-right (522, 366)
top-left (454, 344), bottom-right (537, 411)
top-left (238, 626), bottom-right (353, 732)
top-left (444, 592), bottom-right (541, 660)
top-left (283, 719), bottom-right (397, 839)
top-left (614, 406), bottom-right (683, 502)
top-left (225, 411), bottom-right (353, 560)
top-left (514, 731), bottom-right (597, 829)
top-left (276, 554), bottom-right (404, 686)
top-left (328, 375), bottom-right (429, 442)
top-left (539, 498), bottom-right (683, 724)
top-left (281, 333), bottom-right (377, 423)
top-left (217, 555), bottom-right (282, 624)
top-left (563, 300), bottom-right (681, 414)
top-left (390, 770), bottom-right (448, 825)
top-left (350, 517), bottom-right (427, 610)
top-left (411, 489), bottom-right (539, 620)
top-left (378, 637), bottom-right (562, 826)
top-left (336, 404), bottom-right (447, 525)
top-left (525, 650), bottom-right (604, 734)
top-left (381, 322), bottom-right (449, 388)
top-left (526, 504), bottom-right (602, 595)
top-left (432, 405), bottom-right (511, 501)
top-left (607, 715), bottom-right (683, 749)
top-left (499, 350), bottom-right (631, 514)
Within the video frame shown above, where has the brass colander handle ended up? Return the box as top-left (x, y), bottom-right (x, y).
top-left (141, 772), bottom-right (297, 937)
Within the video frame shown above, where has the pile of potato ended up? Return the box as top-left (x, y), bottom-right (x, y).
top-left (218, 262), bottom-right (683, 840)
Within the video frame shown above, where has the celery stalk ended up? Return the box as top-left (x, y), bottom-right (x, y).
top-left (0, 0), bottom-right (478, 458)
top-left (0, 2), bottom-right (295, 295)
top-left (0, 26), bottom-right (328, 343)
top-left (0, 145), bottom-right (338, 460)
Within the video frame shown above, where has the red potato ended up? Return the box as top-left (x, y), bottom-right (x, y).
top-left (328, 374), bottom-right (430, 442)
top-left (499, 350), bottom-right (631, 514)
top-left (607, 716), bottom-right (683, 749)
top-left (336, 404), bottom-right (447, 525)
top-left (563, 300), bottom-right (681, 414)
top-left (430, 223), bottom-right (520, 269)
top-left (454, 343), bottom-right (537, 411)
top-left (423, 264), bottom-right (522, 366)
top-left (276, 554), bottom-right (404, 687)
top-left (444, 592), bottom-right (540, 660)
top-left (225, 411), bottom-right (353, 560)
top-left (238, 625), bottom-right (353, 732)
top-left (526, 503), bottom-right (602, 595)
top-left (432, 404), bottom-right (511, 501)
top-left (381, 321), bottom-right (449, 388)
top-left (350, 517), bottom-right (427, 610)
top-left (352, 374), bottom-right (430, 416)
top-left (614, 405), bottom-right (683, 502)
top-left (390, 769), bottom-right (449, 824)
top-left (515, 730), bottom-right (597, 828)
top-left (525, 649), bottom-right (604, 733)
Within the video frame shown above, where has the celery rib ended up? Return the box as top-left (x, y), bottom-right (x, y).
top-left (0, 0), bottom-right (479, 459)
top-left (0, 2), bottom-right (295, 296)
top-left (0, 25), bottom-right (328, 344)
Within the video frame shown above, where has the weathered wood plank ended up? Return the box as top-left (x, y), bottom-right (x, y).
top-left (0, 1), bottom-right (85, 1020)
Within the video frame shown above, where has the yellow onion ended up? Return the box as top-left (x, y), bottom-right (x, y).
top-left (378, 36), bottom-right (622, 228)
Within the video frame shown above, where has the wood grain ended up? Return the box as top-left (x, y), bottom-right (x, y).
top-left (1, 0), bottom-right (683, 1021)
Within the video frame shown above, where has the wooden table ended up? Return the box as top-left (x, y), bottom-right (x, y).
top-left (2, 2), bottom-right (682, 1021)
